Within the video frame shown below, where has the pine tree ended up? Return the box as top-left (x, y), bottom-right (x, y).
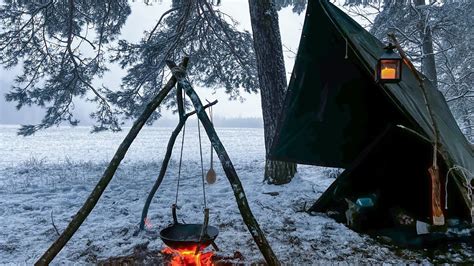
top-left (248, 0), bottom-right (297, 184)
top-left (0, 0), bottom-right (257, 135)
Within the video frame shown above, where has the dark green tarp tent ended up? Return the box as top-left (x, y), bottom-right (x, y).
top-left (270, 0), bottom-right (473, 229)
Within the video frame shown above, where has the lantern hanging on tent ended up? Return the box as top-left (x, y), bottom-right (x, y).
top-left (376, 43), bottom-right (402, 83)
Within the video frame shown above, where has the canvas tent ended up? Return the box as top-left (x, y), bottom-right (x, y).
top-left (270, 0), bottom-right (473, 233)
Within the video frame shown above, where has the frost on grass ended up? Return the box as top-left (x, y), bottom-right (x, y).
top-left (0, 127), bottom-right (472, 264)
top-left (3, 159), bottom-right (472, 264)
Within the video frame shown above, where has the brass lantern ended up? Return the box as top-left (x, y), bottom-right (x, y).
top-left (376, 43), bottom-right (402, 83)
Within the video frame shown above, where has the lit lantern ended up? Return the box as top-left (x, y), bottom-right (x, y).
top-left (376, 43), bottom-right (402, 83)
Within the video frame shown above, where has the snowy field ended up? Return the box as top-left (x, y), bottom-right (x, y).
top-left (0, 124), bottom-right (472, 264)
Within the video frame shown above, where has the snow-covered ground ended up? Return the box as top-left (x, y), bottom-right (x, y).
top-left (0, 125), bottom-right (472, 264)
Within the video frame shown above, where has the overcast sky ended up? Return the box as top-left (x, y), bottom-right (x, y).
top-left (0, 1), bottom-right (340, 124)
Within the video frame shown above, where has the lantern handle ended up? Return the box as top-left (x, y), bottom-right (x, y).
top-left (384, 43), bottom-right (397, 51)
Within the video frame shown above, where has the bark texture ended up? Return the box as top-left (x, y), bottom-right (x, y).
top-left (248, 0), bottom-right (296, 185)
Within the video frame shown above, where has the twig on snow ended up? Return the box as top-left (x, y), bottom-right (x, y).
top-left (50, 210), bottom-right (60, 236)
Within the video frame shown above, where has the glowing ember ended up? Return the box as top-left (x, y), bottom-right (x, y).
top-left (161, 247), bottom-right (214, 266)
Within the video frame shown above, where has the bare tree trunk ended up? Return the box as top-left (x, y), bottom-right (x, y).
top-left (248, 0), bottom-right (296, 185)
top-left (35, 58), bottom-right (189, 265)
top-left (414, 0), bottom-right (438, 89)
top-left (166, 60), bottom-right (280, 266)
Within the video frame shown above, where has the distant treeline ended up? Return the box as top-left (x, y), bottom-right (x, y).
top-left (0, 111), bottom-right (263, 128)
top-left (212, 116), bottom-right (263, 128)
top-left (150, 116), bottom-right (263, 128)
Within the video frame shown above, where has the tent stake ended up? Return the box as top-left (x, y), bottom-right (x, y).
top-left (166, 60), bottom-right (280, 266)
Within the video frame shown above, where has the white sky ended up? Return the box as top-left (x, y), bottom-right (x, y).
top-left (0, 1), bottom-right (356, 123)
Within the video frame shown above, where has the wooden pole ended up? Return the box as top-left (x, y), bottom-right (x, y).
top-left (139, 96), bottom-right (217, 230)
top-left (35, 58), bottom-right (189, 265)
top-left (166, 60), bottom-right (280, 266)
top-left (388, 34), bottom-right (444, 226)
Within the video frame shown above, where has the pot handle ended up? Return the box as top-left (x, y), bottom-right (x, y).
top-left (171, 204), bottom-right (179, 224)
top-left (195, 208), bottom-right (210, 254)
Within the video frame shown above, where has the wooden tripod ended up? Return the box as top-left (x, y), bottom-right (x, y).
top-left (35, 57), bottom-right (279, 266)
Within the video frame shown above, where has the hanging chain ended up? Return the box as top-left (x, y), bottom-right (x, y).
top-left (197, 118), bottom-right (207, 208)
top-left (174, 123), bottom-right (186, 206)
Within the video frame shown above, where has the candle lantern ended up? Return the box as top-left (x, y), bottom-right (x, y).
top-left (376, 43), bottom-right (402, 83)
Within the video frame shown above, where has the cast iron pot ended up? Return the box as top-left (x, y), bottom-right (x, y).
top-left (160, 223), bottom-right (219, 250)
top-left (159, 205), bottom-right (219, 251)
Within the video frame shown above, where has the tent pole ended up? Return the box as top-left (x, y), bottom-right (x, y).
top-left (388, 33), bottom-right (444, 226)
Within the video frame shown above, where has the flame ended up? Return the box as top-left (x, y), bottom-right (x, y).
top-left (161, 246), bottom-right (214, 266)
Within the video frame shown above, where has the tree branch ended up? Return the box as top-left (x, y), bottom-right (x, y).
top-left (147, 6), bottom-right (181, 43)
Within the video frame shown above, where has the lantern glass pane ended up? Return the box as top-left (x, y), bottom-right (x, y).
top-left (380, 59), bottom-right (400, 80)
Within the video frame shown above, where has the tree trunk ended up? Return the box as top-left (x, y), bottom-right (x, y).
top-left (414, 0), bottom-right (438, 89)
top-left (248, 0), bottom-right (296, 185)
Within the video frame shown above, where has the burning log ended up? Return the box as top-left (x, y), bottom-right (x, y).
top-left (162, 247), bottom-right (214, 266)
top-left (161, 247), bottom-right (245, 266)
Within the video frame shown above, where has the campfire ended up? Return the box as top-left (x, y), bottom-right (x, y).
top-left (161, 247), bottom-right (214, 266)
